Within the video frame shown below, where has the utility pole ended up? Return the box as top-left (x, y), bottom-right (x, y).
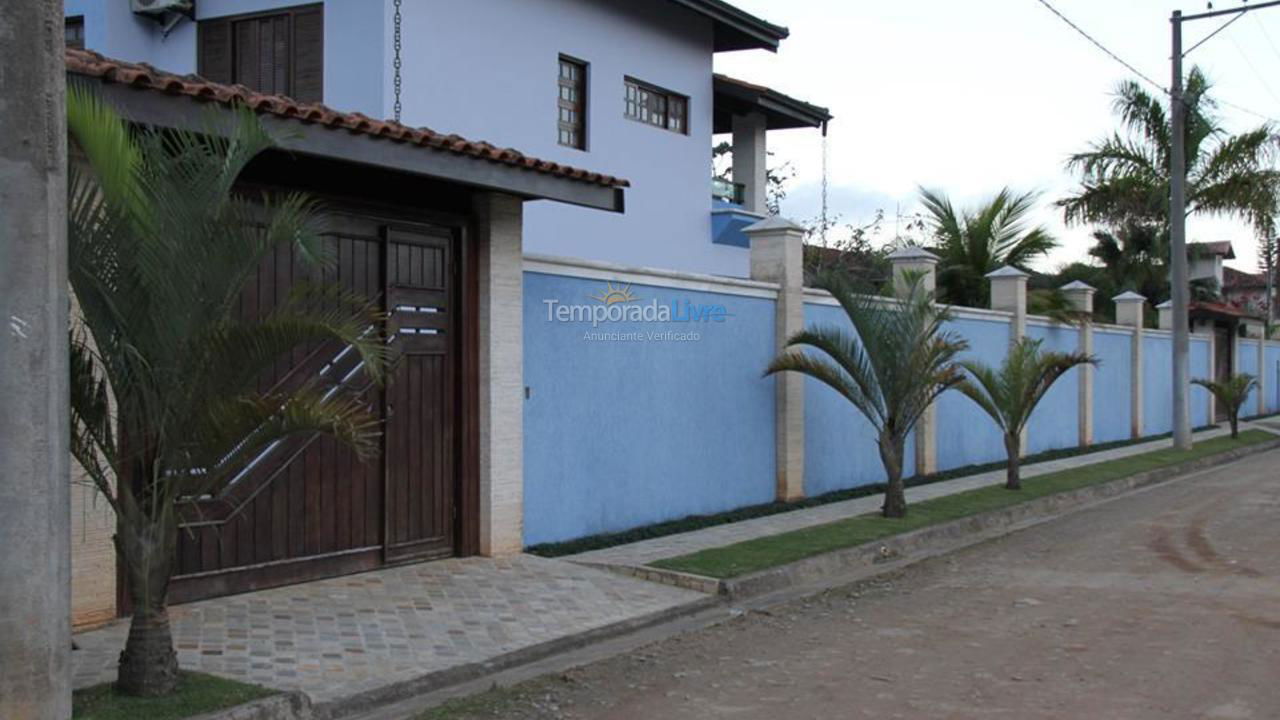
top-left (1168, 0), bottom-right (1280, 447)
top-left (1170, 10), bottom-right (1192, 450)
top-left (0, 0), bottom-right (71, 718)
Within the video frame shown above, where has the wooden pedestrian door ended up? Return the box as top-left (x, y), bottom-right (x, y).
top-left (384, 228), bottom-right (456, 562)
top-left (167, 215), bottom-right (464, 604)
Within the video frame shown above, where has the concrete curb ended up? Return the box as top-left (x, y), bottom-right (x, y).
top-left (637, 436), bottom-right (1280, 600)
top-left (188, 691), bottom-right (313, 720)
top-left (315, 594), bottom-right (722, 720)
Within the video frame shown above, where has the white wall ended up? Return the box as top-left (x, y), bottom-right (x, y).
top-left (66, 0), bottom-right (744, 277)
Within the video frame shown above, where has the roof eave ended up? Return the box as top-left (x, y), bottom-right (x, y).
top-left (70, 73), bottom-right (625, 213)
top-left (667, 0), bottom-right (789, 52)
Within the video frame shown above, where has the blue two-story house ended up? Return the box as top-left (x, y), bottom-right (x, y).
top-left (64, 0), bottom-right (829, 623)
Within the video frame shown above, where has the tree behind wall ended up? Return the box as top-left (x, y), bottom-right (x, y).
top-left (918, 187), bottom-right (1058, 308)
top-left (67, 88), bottom-right (388, 696)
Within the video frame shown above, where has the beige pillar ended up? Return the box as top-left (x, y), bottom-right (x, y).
top-left (886, 246), bottom-right (939, 298)
top-left (889, 248), bottom-right (940, 475)
top-left (746, 216), bottom-right (807, 501)
top-left (987, 266), bottom-right (1029, 342)
top-left (732, 112), bottom-right (769, 214)
top-left (474, 193), bottom-right (524, 555)
top-left (1114, 291), bottom-right (1147, 438)
top-left (1257, 336), bottom-right (1267, 416)
top-left (1205, 328), bottom-right (1217, 422)
top-left (1063, 281), bottom-right (1096, 447)
top-left (1156, 300), bottom-right (1175, 331)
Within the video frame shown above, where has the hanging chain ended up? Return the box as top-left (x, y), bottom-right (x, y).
top-left (820, 129), bottom-right (829, 246)
top-left (393, 0), bottom-right (403, 123)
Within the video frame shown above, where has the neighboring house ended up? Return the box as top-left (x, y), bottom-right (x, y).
top-left (63, 0), bottom-right (829, 625)
top-left (63, 0), bottom-right (830, 277)
top-left (1223, 266), bottom-right (1276, 320)
top-left (1187, 240), bottom-right (1234, 287)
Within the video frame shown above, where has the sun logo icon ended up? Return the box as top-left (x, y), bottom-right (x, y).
top-left (590, 281), bottom-right (637, 305)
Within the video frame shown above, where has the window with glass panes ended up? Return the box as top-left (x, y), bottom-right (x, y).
top-left (558, 57), bottom-right (587, 149)
top-left (624, 78), bottom-right (687, 134)
top-left (65, 16), bottom-right (85, 50)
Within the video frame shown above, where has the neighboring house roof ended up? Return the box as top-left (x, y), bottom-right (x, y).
top-left (1189, 300), bottom-right (1264, 321)
top-left (65, 49), bottom-right (628, 211)
top-left (1223, 266), bottom-right (1267, 290)
top-left (712, 74), bottom-right (832, 133)
top-left (1188, 240), bottom-right (1235, 259)
top-left (665, 0), bottom-right (790, 52)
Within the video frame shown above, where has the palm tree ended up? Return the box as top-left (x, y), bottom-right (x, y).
top-left (1193, 374), bottom-right (1258, 438)
top-left (67, 88), bottom-right (388, 696)
top-left (765, 273), bottom-right (967, 517)
top-left (1061, 68), bottom-right (1280, 236)
top-left (956, 338), bottom-right (1097, 490)
top-left (919, 188), bottom-right (1059, 308)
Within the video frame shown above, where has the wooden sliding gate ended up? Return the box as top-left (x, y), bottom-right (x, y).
top-left (167, 214), bottom-right (468, 604)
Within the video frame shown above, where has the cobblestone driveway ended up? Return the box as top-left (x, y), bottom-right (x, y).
top-left (71, 554), bottom-right (701, 703)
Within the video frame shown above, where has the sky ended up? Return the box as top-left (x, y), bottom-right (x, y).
top-left (713, 0), bottom-right (1280, 274)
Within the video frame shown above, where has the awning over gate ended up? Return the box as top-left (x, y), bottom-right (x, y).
top-left (64, 49), bottom-right (628, 213)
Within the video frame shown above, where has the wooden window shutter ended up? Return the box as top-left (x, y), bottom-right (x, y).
top-left (292, 7), bottom-right (324, 103)
top-left (198, 18), bottom-right (233, 84)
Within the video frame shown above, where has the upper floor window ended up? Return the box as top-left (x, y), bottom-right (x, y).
top-left (624, 78), bottom-right (687, 135)
top-left (558, 56), bottom-right (587, 150)
top-left (65, 16), bottom-right (85, 50)
top-left (197, 5), bottom-right (323, 103)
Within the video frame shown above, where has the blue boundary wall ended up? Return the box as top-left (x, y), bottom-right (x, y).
top-left (1143, 333), bottom-right (1174, 436)
top-left (935, 313), bottom-right (1009, 470)
top-left (1238, 339), bottom-right (1261, 415)
top-left (1025, 322), bottom-right (1081, 454)
top-left (1093, 327), bottom-right (1134, 443)
top-left (521, 260), bottom-right (1247, 547)
top-left (1266, 342), bottom-right (1280, 414)
top-left (802, 300), bottom-right (916, 495)
top-left (522, 267), bottom-right (778, 545)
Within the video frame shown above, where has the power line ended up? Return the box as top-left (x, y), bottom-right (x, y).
top-left (1032, 0), bottom-right (1280, 124)
top-left (1032, 0), bottom-right (1165, 91)
top-left (1228, 31), bottom-right (1280, 109)
top-left (1253, 13), bottom-right (1280, 63)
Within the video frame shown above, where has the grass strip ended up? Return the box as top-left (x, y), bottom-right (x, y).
top-left (72, 671), bottom-right (275, 720)
top-left (525, 426), bottom-right (1217, 558)
top-left (649, 430), bottom-right (1274, 579)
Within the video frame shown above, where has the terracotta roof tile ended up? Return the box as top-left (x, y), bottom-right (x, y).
top-left (64, 48), bottom-right (629, 189)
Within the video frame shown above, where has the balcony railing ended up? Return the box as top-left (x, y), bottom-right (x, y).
top-left (711, 178), bottom-right (745, 206)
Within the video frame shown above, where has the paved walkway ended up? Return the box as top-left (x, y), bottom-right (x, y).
top-left (567, 425), bottom-right (1261, 569)
top-left (71, 555), bottom-right (702, 703)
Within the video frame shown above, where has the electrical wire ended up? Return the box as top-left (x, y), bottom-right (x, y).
top-left (1032, 0), bottom-right (1280, 124)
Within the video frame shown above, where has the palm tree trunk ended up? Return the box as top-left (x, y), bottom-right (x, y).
top-left (114, 515), bottom-right (179, 696)
top-left (879, 433), bottom-right (908, 518)
top-left (1003, 433), bottom-right (1022, 490)
top-left (1230, 414), bottom-right (1240, 439)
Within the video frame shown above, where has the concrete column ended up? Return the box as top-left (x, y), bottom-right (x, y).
top-left (1114, 292), bottom-right (1148, 438)
top-left (987, 266), bottom-right (1029, 342)
top-left (746, 216), bottom-right (807, 501)
top-left (474, 193), bottom-right (524, 555)
top-left (732, 112), bottom-right (768, 214)
top-left (886, 246), bottom-right (939, 298)
top-left (0, 1), bottom-right (71, 717)
top-left (888, 248), bottom-right (940, 475)
top-left (1205, 328), bottom-right (1217, 422)
top-left (1258, 336), bottom-right (1267, 416)
top-left (1063, 281), bottom-right (1096, 447)
top-left (1156, 300), bottom-right (1174, 330)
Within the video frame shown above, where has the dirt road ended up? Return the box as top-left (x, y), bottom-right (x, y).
top-left (426, 450), bottom-right (1280, 720)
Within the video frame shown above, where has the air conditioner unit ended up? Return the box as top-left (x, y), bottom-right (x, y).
top-left (130, 0), bottom-right (194, 16)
